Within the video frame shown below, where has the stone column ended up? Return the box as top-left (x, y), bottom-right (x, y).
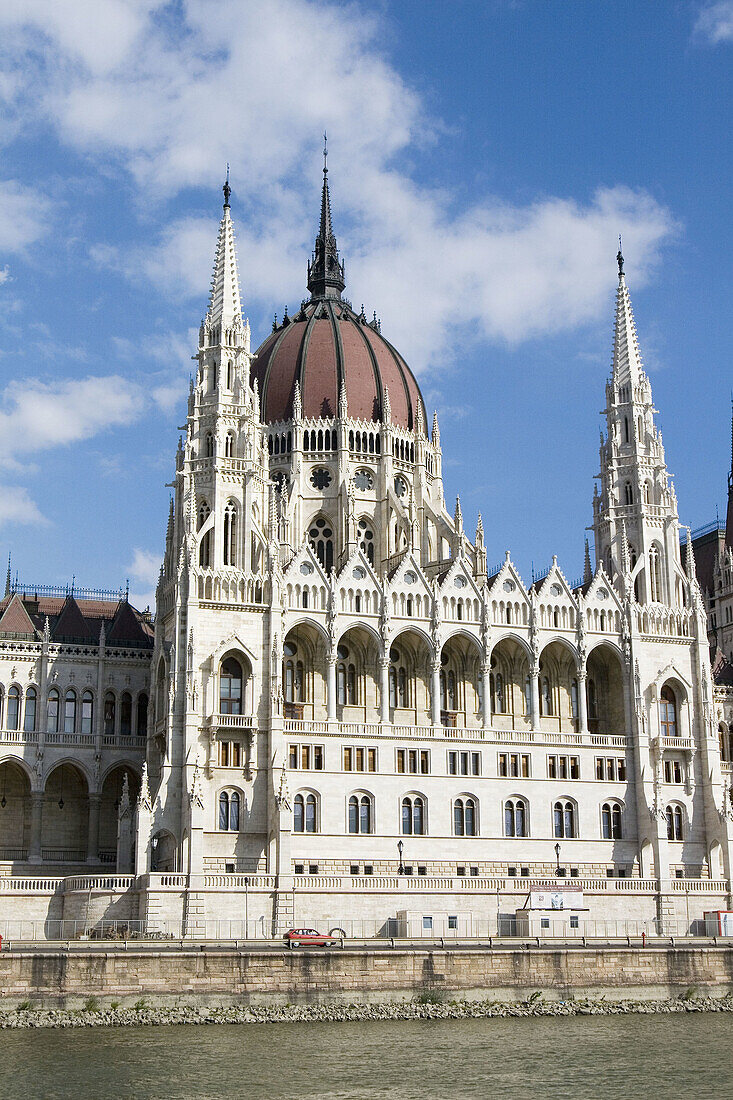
top-left (481, 663), bottom-right (491, 729)
top-left (431, 660), bottom-right (441, 727)
top-left (326, 655), bottom-right (337, 721)
top-left (379, 658), bottom-right (390, 724)
top-left (86, 793), bottom-right (101, 864)
top-left (28, 791), bottom-right (43, 864)
top-left (529, 664), bottom-right (540, 731)
top-left (577, 669), bottom-right (589, 736)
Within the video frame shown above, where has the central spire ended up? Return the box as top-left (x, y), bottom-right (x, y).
top-left (611, 243), bottom-right (644, 388)
top-left (307, 133), bottom-right (346, 300)
top-left (206, 170), bottom-right (243, 330)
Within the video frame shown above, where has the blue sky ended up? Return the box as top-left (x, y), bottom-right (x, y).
top-left (0, 0), bottom-right (732, 606)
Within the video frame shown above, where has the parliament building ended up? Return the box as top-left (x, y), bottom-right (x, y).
top-left (1, 162), bottom-right (732, 938)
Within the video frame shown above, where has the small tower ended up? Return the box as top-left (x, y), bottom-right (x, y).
top-left (593, 245), bottom-right (682, 606)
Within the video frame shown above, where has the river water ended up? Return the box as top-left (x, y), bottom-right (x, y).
top-left (1, 1014), bottom-right (731, 1099)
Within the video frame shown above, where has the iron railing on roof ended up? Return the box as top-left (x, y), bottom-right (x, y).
top-left (689, 520), bottom-right (725, 540)
top-left (8, 580), bottom-right (128, 601)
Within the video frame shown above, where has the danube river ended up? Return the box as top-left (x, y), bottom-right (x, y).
top-left (1, 1013), bottom-right (731, 1098)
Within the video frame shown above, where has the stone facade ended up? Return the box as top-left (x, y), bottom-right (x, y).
top-left (2, 173), bottom-right (732, 938)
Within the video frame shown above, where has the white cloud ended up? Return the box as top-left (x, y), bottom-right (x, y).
top-left (0, 265), bottom-right (10, 284)
top-left (0, 484), bottom-right (48, 528)
top-left (0, 180), bottom-right (53, 253)
top-left (0, 375), bottom-right (142, 466)
top-left (127, 546), bottom-right (160, 610)
top-left (0, 0), bottom-right (677, 368)
top-left (695, 2), bottom-right (733, 42)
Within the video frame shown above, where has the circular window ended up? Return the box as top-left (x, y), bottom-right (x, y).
top-left (284, 641), bottom-right (297, 657)
top-left (390, 647), bottom-right (400, 662)
top-left (310, 468), bottom-right (332, 490)
top-left (394, 476), bottom-right (407, 498)
top-left (503, 580), bottom-right (515, 592)
top-left (309, 517), bottom-right (333, 540)
top-left (337, 644), bottom-right (349, 660)
top-left (354, 469), bottom-right (374, 491)
top-left (597, 588), bottom-right (609, 600)
top-left (353, 566), bottom-right (366, 580)
top-left (300, 562), bottom-right (313, 576)
top-left (454, 576), bottom-right (467, 589)
top-left (550, 583), bottom-right (562, 596)
top-left (404, 571), bottom-right (417, 585)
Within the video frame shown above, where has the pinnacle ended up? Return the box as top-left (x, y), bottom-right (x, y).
top-left (206, 195), bottom-right (243, 330)
top-left (611, 264), bottom-right (644, 387)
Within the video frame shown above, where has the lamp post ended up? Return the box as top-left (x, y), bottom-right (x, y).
top-left (398, 840), bottom-right (404, 875)
top-left (554, 842), bottom-right (561, 877)
top-left (244, 875), bottom-right (250, 939)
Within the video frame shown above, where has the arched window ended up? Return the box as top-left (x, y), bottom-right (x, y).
top-left (348, 794), bottom-right (372, 834)
top-left (81, 690), bottom-right (94, 735)
top-left (336, 645), bottom-right (357, 706)
top-left (389, 666), bottom-right (397, 708)
top-left (666, 804), bottom-right (684, 841)
top-left (64, 689), bottom-right (77, 734)
top-left (401, 795), bottom-right (425, 835)
top-left (23, 686), bottom-right (37, 733)
top-left (624, 482), bottom-right (633, 505)
top-left (47, 688), bottom-right (60, 733)
top-left (224, 432), bottom-right (235, 458)
top-left (454, 797), bottom-right (477, 837)
top-left (284, 642), bottom-right (305, 704)
top-left (504, 798), bottom-right (527, 838)
top-left (586, 678), bottom-right (597, 721)
top-left (358, 519), bottom-right (375, 565)
top-left (294, 792), bottom-right (317, 833)
top-left (440, 669), bottom-right (457, 712)
top-left (308, 516), bottom-right (334, 572)
top-left (220, 656), bottom-right (243, 715)
top-left (7, 686), bottom-right (20, 731)
top-left (649, 544), bottom-right (662, 603)
top-left (218, 790), bottom-right (240, 831)
top-left (136, 693), bottom-right (148, 736)
top-left (570, 680), bottom-right (579, 720)
top-left (553, 799), bottom-right (576, 838)
top-left (226, 360), bottom-right (234, 389)
top-left (205, 432), bottom-right (214, 458)
top-left (104, 691), bottom-right (116, 737)
top-left (120, 692), bottom-right (132, 737)
top-left (493, 672), bottom-right (505, 714)
top-left (223, 501), bottom-right (237, 566)
top-left (601, 801), bottom-right (623, 839)
top-left (541, 676), bottom-right (553, 717)
top-left (660, 685), bottom-right (677, 737)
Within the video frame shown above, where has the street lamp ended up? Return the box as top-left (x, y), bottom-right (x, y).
top-left (554, 842), bottom-right (561, 877)
top-left (398, 840), bottom-right (404, 875)
top-left (244, 876), bottom-right (250, 939)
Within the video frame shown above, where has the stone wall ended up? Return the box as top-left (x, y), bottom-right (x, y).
top-left (1, 945), bottom-right (733, 1007)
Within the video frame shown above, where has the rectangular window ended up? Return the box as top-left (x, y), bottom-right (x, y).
top-left (314, 745), bottom-right (323, 770)
top-left (541, 918), bottom-right (550, 929)
top-left (448, 915), bottom-right (458, 930)
top-left (309, 864), bottom-right (319, 875)
top-left (397, 749), bottom-right (405, 773)
top-left (606, 757), bottom-right (615, 780)
top-left (508, 866), bottom-right (517, 877)
top-left (364, 865), bottom-right (373, 875)
top-left (409, 749), bottom-right (418, 773)
top-left (355, 747), bottom-right (365, 772)
top-left (472, 752), bottom-right (481, 776)
top-left (498, 753), bottom-right (508, 777)
top-left (301, 745), bottom-right (310, 770)
top-left (457, 866), bottom-right (466, 876)
top-left (344, 747), bottom-right (353, 771)
top-left (294, 864), bottom-right (304, 875)
top-left (420, 750), bottom-right (430, 774)
top-left (289, 744), bottom-right (298, 769)
top-left (460, 751), bottom-right (469, 775)
top-left (350, 865), bottom-right (359, 875)
top-left (510, 753), bottom-right (519, 778)
top-left (570, 757), bottom-right (580, 780)
top-left (559, 756), bottom-right (567, 779)
top-left (368, 748), bottom-right (377, 772)
top-left (617, 758), bottom-right (627, 781)
top-left (521, 754), bottom-right (529, 778)
top-left (220, 741), bottom-right (230, 767)
top-left (596, 757), bottom-right (604, 780)
top-left (422, 916), bottom-right (433, 931)
top-left (570, 915), bottom-right (579, 929)
top-left (548, 755), bottom-right (557, 779)
top-left (418, 865), bottom-right (427, 876)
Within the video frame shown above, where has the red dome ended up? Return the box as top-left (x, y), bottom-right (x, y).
top-left (251, 298), bottom-right (424, 430)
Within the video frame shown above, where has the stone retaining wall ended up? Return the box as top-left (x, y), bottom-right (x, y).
top-left (1, 945), bottom-right (733, 1007)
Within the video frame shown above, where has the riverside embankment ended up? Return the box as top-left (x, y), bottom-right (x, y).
top-left (2, 942), bottom-right (733, 1011)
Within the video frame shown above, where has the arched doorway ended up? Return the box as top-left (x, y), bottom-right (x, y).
top-left (335, 625), bottom-right (381, 722)
top-left (586, 644), bottom-right (626, 735)
top-left (389, 629), bottom-right (432, 725)
top-left (489, 636), bottom-right (531, 729)
top-left (150, 829), bottom-right (177, 872)
top-left (439, 633), bottom-right (483, 729)
top-left (0, 760), bottom-right (32, 861)
top-left (42, 763), bottom-right (89, 864)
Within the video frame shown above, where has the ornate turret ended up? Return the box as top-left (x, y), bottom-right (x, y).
top-left (307, 135), bottom-right (345, 300)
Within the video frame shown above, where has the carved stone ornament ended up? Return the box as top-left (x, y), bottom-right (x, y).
top-left (276, 764), bottom-right (291, 813)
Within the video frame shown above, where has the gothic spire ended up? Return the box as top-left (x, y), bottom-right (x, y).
top-left (725, 397), bottom-right (733, 548)
top-left (611, 244), bottom-right (645, 389)
top-left (206, 172), bottom-right (243, 330)
top-left (307, 133), bottom-right (345, 300)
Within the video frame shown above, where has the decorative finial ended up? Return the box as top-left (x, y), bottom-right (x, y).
top-left (223, 165), bottom-right (231, 208)
top-left (323, 131), bottom-right (328, 175)
top-left (617, 234), bottom-right (624, 277)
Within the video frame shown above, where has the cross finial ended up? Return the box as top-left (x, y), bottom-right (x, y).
top-left (617, 234), bottom-right (624, 277)
top-left (223, 164), bottom-right (231, 208)
top-left (323, 131), bottom-right (328, 175)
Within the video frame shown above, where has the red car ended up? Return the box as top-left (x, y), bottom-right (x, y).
top-left (284, 927), bottom-right (337, 947)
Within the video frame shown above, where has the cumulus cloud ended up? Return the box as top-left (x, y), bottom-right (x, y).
top-left (0, 375), bottom-right (142, 466)
top-left (0, 180), bottom-right (53, 253)
top-left (0, 484), bottom-right (48, 529)
top-left (127, 546), bottom-right (160, 610)
top-left (695, 2), bottom-right (733, 43)
top-left (0, 0), bottom-right (677, 368)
